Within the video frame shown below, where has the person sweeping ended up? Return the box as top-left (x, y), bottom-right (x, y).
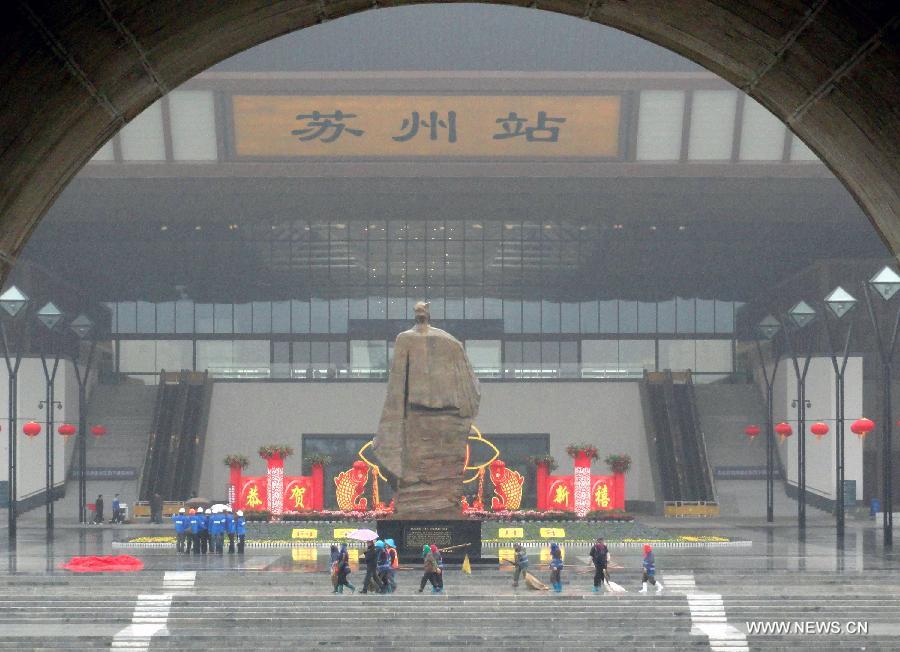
top-left (639, 544), bottom-right (663, 594)
top-left (589, 537), bottom-right (610, 593)
top-left (548, 542), bottom-right (564, 593)
top-left (512, 543), bottom-right (529, 588)
top-left (418, 544), bottom-right (441, 593)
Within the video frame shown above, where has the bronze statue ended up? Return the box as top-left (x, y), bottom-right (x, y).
top-left (373, 301), bottom-right (480, 519)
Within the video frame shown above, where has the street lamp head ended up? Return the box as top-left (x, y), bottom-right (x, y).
top-left (37, 302), bottom-right (64, 331)
top-left (757, 314), bottom-right (781, 340)
top-left (69, 314), bottom-right (93, 339)
top-left (824, 286), bottom-right (857, 319)
top-left (788, 300), bottom-right (816, 329)
top-left (869, 266), bottom-right (900, 301)
top-left (0, 286), bottom-right (29, 318)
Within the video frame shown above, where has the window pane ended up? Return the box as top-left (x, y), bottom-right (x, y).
top-left (695, 340), bottom-right (733, 373)
top-left (156, 340), bottom-right (193, 371)
top-left (619, 340), bottom-right (656, 371)
top-left (541, 300), bottom-right (560, 334)
top-left (351, 340), bottom-right (387, 371)
top-left (214, 303), bottom-right (233, 334)
top-left (136, 301), bottom-right (155, 334)
top-left (388, 294), bottom-right (406, 320)
top-left (696, 299), bottom-right (715, 333)
top-left (581, 340), bottom-right (618, 367)
top-left (598, 300), bottom-right (617, 333)
top-left (271, 301), bottom-right (290, 333)
top-left (253, 302), bottom-right (272, 333)
top-left (292, 300), bottom-right (310, 333)
top-left (466, 340), bottom-right (501, 370)
top-left (465, 295), bottom-right (483, 320)
top-left (541, 340), bottom-right (560, 364)
top-left (195, 304), bottom-right (213, 333)
top-left (330, 298), bottom-right (348, 333)
top-left (503, 299), bottom-right (522, 333)
top-left (120, 100), bottom-right (166, 160)
top-left (273, 341), bottom-right (290, 363)
top-left (676, 297), bottom-right (695, 333)
top-left (659, 339), bottom-right (695, 371)
top-left (168, 90), bottom-right (217, 161)
top-left (739, 97), bottom-right (786, 161)
top-left (292, 342), bottom-right (311, 364)
top-left (618, 301), bottom-right (637, 334)
top-left (233, 303), bottom-right (252, 334)
top-left (580, 300), bottom-right (598, 333)
top-left (715, 300), bottom-right (734, 334)
top-left (523, 341), bottom-right (541, 363)
top-left (522, 301), bottom-right (540, 334)
top-left (484, 293), bottom-right (502, 320)
top-left (119, 340), bottom-right (156, 372)
top-left (637, 90), bottom-right (684, 160)
top-left (175, 300), bottom-right (194, 334)
top-left (368, 296), bottom-right (386, 320)
top-left (310, 299), bottom-right (329, 333)
top-left (657, 299), bottom-right (675, 333)
top-left (504, 340), bottom-right (523, 363)
top-left (638, 301), bottom-right (657, 334)
top-left (560, 341), bottom-right (578, 364)
top-left (310, 341), bottom-right (330, 364)
top-left (688, 90), bottom-right (737, 160)
top-left (196, 340), bottom-right (232, 371)
top-left (330, 341), bottom-right (348, 365)
top-left (156, 302), bottom-right (175, 334)
top-left (561, 302), bottom-right (579, 333)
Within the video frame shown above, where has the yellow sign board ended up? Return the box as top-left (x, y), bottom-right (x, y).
top-left (498, 548), bottom-right (516, 563)
top-left (291, 548), bottom-right (318, 561)
top-left (333, 528), bottom-right (355, 539)
top-left (346, 548), bottom-right (359, 562)
top-left (291, 528), bottom-right (318, 539)
top-left (539, 527), bottom-right (565, 538)
top-left (540, 546), bottom-right (565, 561)
top-left (498, 527), bottom-right (524, 539)
top-left (233, 95), bottom-right (620, 158)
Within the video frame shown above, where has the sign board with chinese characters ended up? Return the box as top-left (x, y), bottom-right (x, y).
top-left (498, 527), bottom-right (524, 539)
top-left (232, 95), bottom-right (621, 158)
top-left (291, 528), bottom-right (318, 539)
top-left (333, 528), bottom-right (355, 539)
top-left (539, 527), bottom-right (565, 538)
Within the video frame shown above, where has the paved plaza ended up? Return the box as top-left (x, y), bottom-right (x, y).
top-left (1, 510), bottom-right (899, 650)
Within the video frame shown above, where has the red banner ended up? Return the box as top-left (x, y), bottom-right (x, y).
top-left (240, 477), bottom-right (267, 511)
top-left (283, 477), bottom-right (314, 512)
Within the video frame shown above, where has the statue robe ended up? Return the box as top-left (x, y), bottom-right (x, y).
top-left (373, 324), bottom-right (480, 517)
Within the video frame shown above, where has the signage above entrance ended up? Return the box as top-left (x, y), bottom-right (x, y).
top-left (232, 94), bottom-right (621, 158)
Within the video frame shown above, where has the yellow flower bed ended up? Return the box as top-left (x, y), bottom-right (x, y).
top-left (677, 535), bottom-right (730, 543)
top-left (129, 536), bottom-right (176, 543)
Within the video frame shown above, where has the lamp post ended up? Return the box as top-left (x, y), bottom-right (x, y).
top-left (784, 300), bottom-right (817, 532)
top-left (0, 286), bottom-right (30, 538)
top-left (755, 314), bottom-right (782, 523)
top-left (37, 301), bottom-right (65, 533)
top-left (862, 265), bottom-right (900, 547)
top-left (69, 314), bottom-right (95, 524)
top-left (821, 287), bottom-right (857, 541)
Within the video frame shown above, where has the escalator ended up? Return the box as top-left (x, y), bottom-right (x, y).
top-left (641, 370), bottom-right (716, 511)
top-left (139, 370), bottom-right (212, 500)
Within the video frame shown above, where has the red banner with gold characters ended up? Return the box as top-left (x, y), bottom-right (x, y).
top-left (283, 477), bottom-right (314, 512)
top-left (546, 477), bottom-right (575, 510)
top-left (240, 477), bottom-right (267, 511)
top-left (542, 474), bottom-right (624, 512)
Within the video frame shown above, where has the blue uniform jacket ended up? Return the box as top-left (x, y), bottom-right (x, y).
top-left (643, 552), bottom-right (655, 575)
top-left (236, 517), bottom-right (246, 536)
top-left (188, 514), bottom-right (201, 534)
top-left (209, 513), bottom-right (226, 535)
top-left (224, 513), bottom-right (235, 534)
top-left (171, 514), bottom-right (188, 533)
top-left (198, 515), bottom-right (208, 532)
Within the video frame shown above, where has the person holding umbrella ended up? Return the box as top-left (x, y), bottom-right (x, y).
top-left (360, 540), bottom-right (383, 594)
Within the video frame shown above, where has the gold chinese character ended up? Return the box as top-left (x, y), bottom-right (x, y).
top-left (552, 485), bottom-right (570, 506)
top-left (290, 485), bottom-right (306, 510)
top-left (594, 484), bottom-right (610, 508)
top-left (245, 485), bottom-right (263, 508)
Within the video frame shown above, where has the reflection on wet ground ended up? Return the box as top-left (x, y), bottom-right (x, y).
top-left (2, 520), bottom-right (900, 576)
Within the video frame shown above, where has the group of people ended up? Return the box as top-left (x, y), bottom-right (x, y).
top-left (90, 492), bottom-right (163, 524)
top-left (171, 506), bottom-right (246, 554)
top-left (329, 539), bottom-right (448, 595)
top-left (509, 538), bottom-right (664, 594)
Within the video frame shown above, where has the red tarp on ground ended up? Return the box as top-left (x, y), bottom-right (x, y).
top-left (60, 555), bottom-right (144, 572)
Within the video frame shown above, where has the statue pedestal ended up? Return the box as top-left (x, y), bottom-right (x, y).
top-left (377, 519), bottom-right (482, 562)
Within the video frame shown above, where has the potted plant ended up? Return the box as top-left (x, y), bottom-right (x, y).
top-left (528, 454), bottom-right (558, 472)
top-left (566, 443), bottom-right (599, 461)
top-left (303, 453), bottom-right (332, 467)
top-left (223, 454), bottom-right (249, 469)
top-left (258, 445), bottom-right (294, 460)
top-left (605, 454), bottom-right (631, 474)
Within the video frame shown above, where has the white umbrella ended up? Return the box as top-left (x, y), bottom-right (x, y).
top-left (345, 528), bottom-right (379, 542)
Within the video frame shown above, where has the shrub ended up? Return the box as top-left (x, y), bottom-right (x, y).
top-left (566, 444), bottom-right (599, 461)
top-left (605, 454), bottom-right (632, 474)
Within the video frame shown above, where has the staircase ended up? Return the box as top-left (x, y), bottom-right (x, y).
top-left (139, 371), bottom-right (212, 501)
top-left (641, 371), bottom-right (716, 509)
top-left (76, 382), bottom-right (158, 503)
top-left (1, 566), bottom-right (899, 649)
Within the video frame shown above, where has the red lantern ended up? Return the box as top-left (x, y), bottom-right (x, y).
top-left (57, 423), bottom-right (76, 437)
top-left (22, 421), bottom-right (41, 437)
top-left (774, 421), bottom-right (793, 442)
top-left (744, 425), bottom-right (761, 440)
top-left (810, 422), bottom-right (829, 440)
top-left (90, 425), bottom-right (107, 438)
top-left (850, 417), bottom-right (875, 438)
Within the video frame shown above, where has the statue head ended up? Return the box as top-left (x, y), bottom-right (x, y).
top-left (413, 301), bottom-right (431, 324)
